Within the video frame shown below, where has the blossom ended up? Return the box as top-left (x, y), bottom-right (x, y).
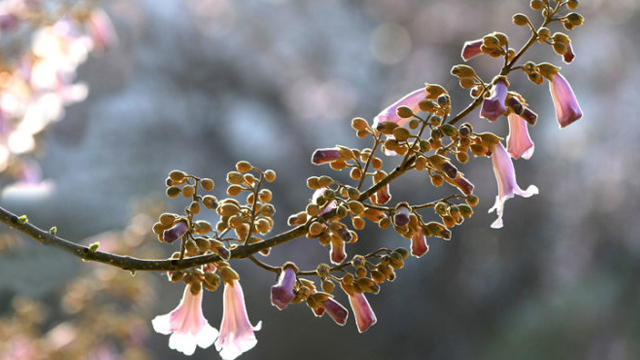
top-left (506, 113), bottom-right (534, 160)
top-left (312, 297), bottom-right (349, 326)
top-left (151, 285), bottom-right (218, 356)
top-left (270, 264), bottom-right (296, 310)
top-left (549, 72), bottom-right (582, 128)
top-left (312, 188), bottom-right (337, 217)
top-left (163, 221), bottom-right (187, 243)
top-left (488, 142), bottom-right (538, 229)
top-left (311, 148), bottom-right (341, 165)
top-left (480, 80), bottom-right (508, 121)
top-left (461, 39), bottom-right (483, 61)
top-left (393, 205), bottom-right (410, 227)
top-left (330, 237), bottom-right (346, 265)
top-left (347, 292), bottom-right (377, 333)
top-left (372, 88), bottom-right (426, 129)
top-left (563, 42), bottom-right (575, 64)
top-left (372, 183), bottom-right (391, 205)
top-left (410, 228), bottom-right (429, 258)
top-left (216, 280), bottom-right (262, 360)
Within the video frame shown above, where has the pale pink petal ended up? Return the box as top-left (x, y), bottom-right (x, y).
top-left (461, 39), bottom-right (483, 61)
top-left (270, 265), bottom-right (297, 310)
top-left (480, 80), bottom-right (508, 121)
top-left (488, 142), bottom-right (538, 229)
top-left (410, 229), bottom-right (429, 258)
top-left (347, 292), bottom-right (377, 333)
top-left (373, 88), bottom-right (426, 129)
top-left (216, 280), bottom-right (261, 360)
top-left (506, 113), bottom-right (535, 160)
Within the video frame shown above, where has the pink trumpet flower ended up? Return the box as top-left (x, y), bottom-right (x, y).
top-left (330, 237), bottom-right (347, 265)
top-left (549, 72), bottom-right (583, 128)
top-left (480, 80), bottom-right (508, 121)
top-left (488, 142), bottom-right (538, 229)
top-left (372, 88), bottom-right (426, 129)
top-left (215, 280), bottom-right (262, 360)
top-left (312, 297), bottom-right (349, 326)
top-left (563, 42), bottom-right (575, 64)
top-left (347, 292), bottom-right (377, 333)
top-left (271, 265), bottom-right (296, 310)
top-left (410, 228), bottom-right (429, 258)
top-left (461, 39), bottom-right (483, 61)
top-left (151, 285), bottom-right (218, 356)
top-left (506, 113), bottom-right (534, 160)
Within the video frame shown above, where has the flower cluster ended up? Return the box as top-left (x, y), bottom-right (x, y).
top-left (0, 0), bottom-right (116, 190)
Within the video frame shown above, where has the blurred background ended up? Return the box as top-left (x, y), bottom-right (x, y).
top-left (1, 0), bottom-right (639, 359)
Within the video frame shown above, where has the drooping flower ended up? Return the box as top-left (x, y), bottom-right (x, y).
top-left (372, 183), bottom-right (391, 205)
top-left (480, 80), bottom-right (508, 121)
top-left (270, 264), bottom-right (297, 310)
top-left (393, 204), bottom-right (411, 227)
top-left (312, 296), bottom-right (349, 326)
top-left (563, 42), bottom-right (575, 64)
top-left (347, 292), bottom-right (377, 333)
top-left (461, 39), bottom-right (483, 61)
top-left (488, 142), bottom-right (538, 229)
top-left (215, 280), bottom-right (262, 360)
top-left (549, 72), bottom-right (582, 128)
top-left (311, 148), bottom-right (341, 165)
top-left (330, 237), bottom-right (346, 265)
top-left (151, 285), bottom-right (218, 356)
top-left (372, 88), bottom-right (426, 129)
top-left (506, 113), bottom-right (534, 160)
top-left (410, 228), bottom-right (429, 258)
top-left (162, 221), bottom-right (188, 243)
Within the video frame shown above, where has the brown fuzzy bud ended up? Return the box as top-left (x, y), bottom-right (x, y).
top-left (321, 279), bottom-right (335, 293)
top-left (236, 161), bottom-right (252, 172)
top-left (451, 64), bottom-right (476, 78)
top-left (392, 127), bottom-right (411, 142)
top-left (466, 194), bottom-right (480, 207)
top-left (264, 170), bottom-right (276, 182)
top-left (227, 185), bottom-right (243, 196)
top-left (396, 105), bottom-right (415, 119)
top-left (194, 220), bottom-right (212, 235)
top-left (169, 170), bottom-right (187, 182)
top-left (166, 186), bottom-right (181, 198)
top-left (352, 117), bottom-right (368, 130)
top-left (202, 195), bottom-right (218, 209)
top-left (159, 213), bottom-right (176, 227)
top-left (258, 189), bottom-right (273, 203)
top-left (512, 13), bottom-right (530, 26)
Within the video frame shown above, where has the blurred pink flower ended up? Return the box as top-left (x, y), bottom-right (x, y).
top-left (215, 280), bottom-right (262, 360)
top-left (549, 72), bottom-right (582, 128)
top-left (87, 8), bottom-right (118, 53)
top-left (480, 80), bottom-right (507, 121)
top-left (270, 264), bottom-right (296, 310)
top-left (506, 113), bottom-right (534, 160)
top-left (152, 284), bottom-right (218, 356)
top-left (488, 142), bottom-right (538, 229)
top-left (347, 292), bottom-right (377, 333)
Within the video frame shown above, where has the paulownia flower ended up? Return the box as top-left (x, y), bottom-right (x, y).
top-left (461, 39), bottom-right (483, 61)
top-left (488, 142), bottom-right (538, 229)
top-left (347, 292), bottom-right (377, 333)
top-left (410, 228), bottom-right (429, 258)
top-left (506, 113), bottom-right (534, 160)
top-left (480, 80), bottom-right (508, 121)
top-left (549, 72), bottom-right (582, 128)
top-left (163, 221), bottom-right (187, 243)
top-left (372, 88), bottom-right (426, 129)
top-left (271, 264), bottom-right (296, 310)
top-left (215, 280), bottom-right (262, 360)
top-left (311, 148), bottom-right (341, 165)
top-left (312, 296), bottom-right (349, 326)
top-left (151, 285), bottom-right (218, 356)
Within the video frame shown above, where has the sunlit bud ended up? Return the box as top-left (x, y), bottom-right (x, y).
top-left (349, 168), bottom-right (362, 180)
top-left (189, 201), bottom-right (201, 215)
top-left (431, 173), bottom-right (444, 187)
top-left (459, 78), bottom-right (476, 89)
top-left (419, 100), bottom-right (437, 113)
top-left (226, 171), bottom-right (244, 185)
top-left (347, 201), bottom-right (365, 216)
top-left (392, 127), bottom-right (411, 142)
top-left (552, 41), bottom-right (567, 56)
top-left (493, 32), bottom-right (508, 46)
top-left (530, 0), bottom-right (544, 10)
top-left (159, 213), bottom-right (177, 227)
top-left (322, 279), bottom-right (335, 293)
top-left (451, 64), bottom-right (476, 78)
top-left (227, 185), bottom-right (243, 196)
top-left (512, 13), bottom-right (530, 26)
top-left (424, 222), bottom-right (451, 240)
top-left (318, 175), bottom-right (334, 188)
top-left (482, 35), bottom-right (500, 49)
top-left (316, 263), bottom-right (331, 278)
top-left (415, 156), bottom-right (428, 171)
top-left (456, 151), bottom-right (469, 164)
top-left (264, 169), bottom-right (276, 182)
top-left (201, 178), bottom-right (214, 191)
top-left (440, 124), bottom-right (457, 137)
top-left (236, 161), bottom-right (252, 172)
top-left (442, 215), bottom-right (456, 228)
top-left (194, 220), bottom-right (212, 235)
top-left (163, 221), bottom-right (188, 243)
top-left (255, 219), bottom-right (271, 234)
top-left (567, 0), bottom-right (579, 10)
top-left (243, 174), bottom-right (255, 186)
top-left (166, 186), bottom-right (181, 198)
top-left (528, 72), bottom-right (544, 85)
top-left (307, 222), bottom-right (324, 237)
top-left (435, 202), bottom-right (448, 216)
top-left (425, 84), bottom-right (447, 100)
top-left (218, 203), bottom-right (240, 217)
top-left (459, 204), bottom-right (474, 218)
top-left (170, 271), bottom-right (184, 283)
top-left (378, 217), bottom-right (391, 229)
top-left (566, 12), bottom-right (584, 26)
top-left (466, 194), bottom-right (480, 207)
top-left (389, 252), bottom-right (404, 269)
top-left (449, 175), bottom-right (474, 195)
top-left (396, 105), bottom-right (414, 119)
top-left (202, 195), bottom-right (218, 209)
top-left (219, 267), bottom-right (240, 285)
top-left (181, 185), bottom-right (194, 198)
top-left (352, 117), bottom-right (368, 130)
top-left (169, 170), bottom-right (187, 182)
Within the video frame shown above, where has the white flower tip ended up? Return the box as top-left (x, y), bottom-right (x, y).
top-left (196, 324), bottom-right (219, 349)
top-left (151, 315), bottom-right (172, 335)
top-left (521, 185), bottom-right (539, 198)
top-left (490, 218), bottom-right (504, 229)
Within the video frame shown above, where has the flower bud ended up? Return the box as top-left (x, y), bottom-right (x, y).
top-left (201, 178), bottom-right (214, 191)
top-left (512, 13), bottom-right (529, 26)
top-left (264, 169), bottom-right (276, 182)
top-left (236, 161), bottom-right (252, 172)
